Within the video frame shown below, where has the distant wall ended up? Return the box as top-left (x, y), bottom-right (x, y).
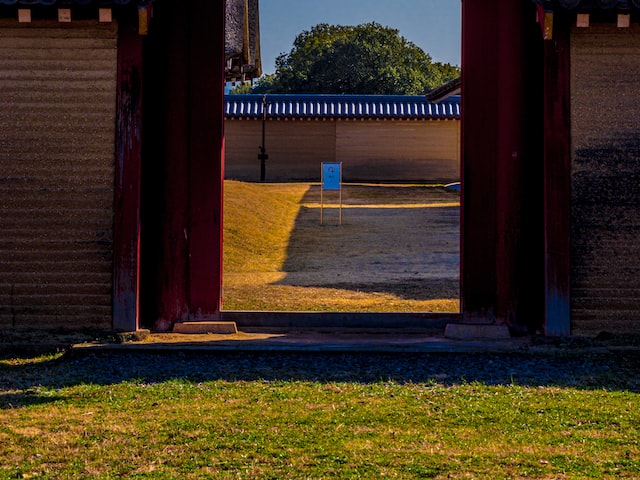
top-left (336, 120), bottom-right (459, 182)
top-left (225, 118), bottom-right (460, 183)
top-left (225, 120), bottom-right (336, 182)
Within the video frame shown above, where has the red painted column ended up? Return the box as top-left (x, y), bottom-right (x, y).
top-left (187, 0), bottom-right (225, 319)
top-left (543, 12), bottom-right (571, 336)
top-left (113, 13), bottom-right (144, 332)
top-left (461, 0), bottom-right (537, 326)
top-left (149, 0), bottom-right (225, 326)
top-left (461, 0), bottom-right (499, 323)
top-left (158, 0), bottom-right (190, 324)
top-left (495, 0), bottom-right (529, 326)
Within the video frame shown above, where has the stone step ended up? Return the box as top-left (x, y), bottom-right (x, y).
top-left (173, 321), bottom-right (238, 334)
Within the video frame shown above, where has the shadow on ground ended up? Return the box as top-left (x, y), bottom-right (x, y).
top-left (276, 184), bottom-right (460, 302)
top-left (1, 345), bottom-right (639, 408)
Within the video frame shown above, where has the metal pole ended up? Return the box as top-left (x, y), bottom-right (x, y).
top-left (259, 94), bottom-right (268, 182)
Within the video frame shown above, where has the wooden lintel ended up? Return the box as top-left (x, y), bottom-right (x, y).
top-left (577, 13), bottom-right (590, 28)
top-left (18, 9), bottom-right (31, 23)
top-left (99, 8), bottom-right (113, 23)
top-left (618, 13), bottom-right (631, 28)
top-left (58, 8), bottom-right (71, 23)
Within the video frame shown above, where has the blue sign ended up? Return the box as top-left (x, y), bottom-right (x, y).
top-left (322, 162), bottom-right (342, 191)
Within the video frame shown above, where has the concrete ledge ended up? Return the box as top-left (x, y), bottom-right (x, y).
top-left (222, 311), bottom-right (459, 329)
top-left (173, 322), bottom-right (238, 334)
top-left (444, 323), bottom-right (511, 340)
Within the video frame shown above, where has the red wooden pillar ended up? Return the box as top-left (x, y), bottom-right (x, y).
top-left (113, 13), bottom-right (144, 332)
top-left (461, 0), bottom-right (498, 323)
top-left (495, 0), bottom-right (530, 326)
top-left (154, 0), bottom-right (189, 324)
top-left (461, 0), bottom-right (532, 326)
top-left (187, 0), bottom-right (225, 319)
top-left (153, 0), bottom-right (225, 325)
top-left (543, 12), bottom-right (571, 336)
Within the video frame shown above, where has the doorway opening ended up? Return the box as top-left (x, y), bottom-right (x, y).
top-left (221, 1), bottom-right (462, 318)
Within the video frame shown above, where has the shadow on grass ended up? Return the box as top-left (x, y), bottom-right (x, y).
top-left (1, 346), bottom-right (639, 406)
top-left (0, 391), bottom-right (66, 409)
top-left (294, 279), bottom-right (460, 302)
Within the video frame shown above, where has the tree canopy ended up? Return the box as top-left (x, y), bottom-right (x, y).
top-left (231, 23), bottom-right (459, 95)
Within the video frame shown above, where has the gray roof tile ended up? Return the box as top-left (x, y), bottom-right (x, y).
top-left (225, 94), bottom-right (460, 120)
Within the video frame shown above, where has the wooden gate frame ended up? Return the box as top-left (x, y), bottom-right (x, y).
top-left (114, 0), bottom-right (571, 336)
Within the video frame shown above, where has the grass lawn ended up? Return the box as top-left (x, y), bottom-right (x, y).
top-left (1, 354), bottom-right (639, 479)
top-left (223, 181), bottom-right (460, 312)
top-left (2, 182), bottom-right (637, 478)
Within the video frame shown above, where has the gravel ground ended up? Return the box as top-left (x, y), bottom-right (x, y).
top-left (2, 349), bottom-right (639, 393)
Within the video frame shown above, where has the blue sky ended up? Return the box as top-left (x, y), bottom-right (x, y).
top-left (259, 0), bottom-right (461, 75)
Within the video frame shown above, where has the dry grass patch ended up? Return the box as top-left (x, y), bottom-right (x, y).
top-left (223, 181), bottom-right (460, 312)
top-left (223, 181), bottom-right (310, 272)
top-left (224, 283), bottom-right (458, 312)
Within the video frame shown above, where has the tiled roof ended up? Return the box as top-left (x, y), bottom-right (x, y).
top-left (225, 94), bottom-right (461, 120)
top-left (533, 0), bottom-right (640, 10)
top-left (425, 77), bottom-right (461, 102)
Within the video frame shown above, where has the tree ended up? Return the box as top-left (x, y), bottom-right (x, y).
top-left (243, 23), bottom-right (459, 95)
top-left (229, 73), bottom-right (276, 94)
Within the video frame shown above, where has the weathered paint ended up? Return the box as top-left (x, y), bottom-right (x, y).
top-left (495, 0), bottom-right (528, 327)
top-left (543, 12), bottom-right (571, 336)
top-left (142, 0), bottom-right (224, 326)
top-left (113, 13), bottom-right (143, 332)
top-left (139, 0), bottom-right (187, 326)
top-left (462, 0), bottom-right (544, 329)
top-left (461, 0), bottom-right (498, 324)
top-left (187, 0), bottom-right (225, 318)
top-left (159, 0), bottom-right (190, 323)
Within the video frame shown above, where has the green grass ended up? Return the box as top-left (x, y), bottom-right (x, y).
top-left (1, 355), bottom-right (639, 479)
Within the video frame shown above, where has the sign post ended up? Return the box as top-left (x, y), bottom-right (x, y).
top-left (321, 162), bottom-right (342, 225)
